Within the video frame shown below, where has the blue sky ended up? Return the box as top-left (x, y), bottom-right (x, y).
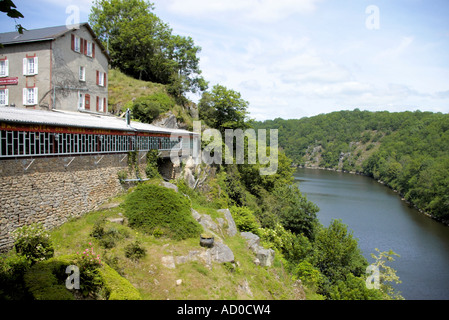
top-left (1, 0), bottom-right (448, 120)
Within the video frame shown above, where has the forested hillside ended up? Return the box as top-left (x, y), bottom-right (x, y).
top-left (254, 109), bottom-right (449, 224)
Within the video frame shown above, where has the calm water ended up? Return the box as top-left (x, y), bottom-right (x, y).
top-left (294, 167), bottom-right (449, 300)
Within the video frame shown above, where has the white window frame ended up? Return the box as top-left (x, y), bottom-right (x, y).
top-left (98, 97), bottom-right (104, 112)
top-left (79, 66), bottom-right (86, 82)
top-left (86, 42), bottom-right (93, 57)
top-left (23, 57), bottom-right (38, 76)
top-left (74, 36), bottom-right (81, 53)
top-left (98, 71), bottom-right (105, 87)
top-left (0, 89), bottom-right (8, 106)
top-left (23, 88), bottom-right (38, 106)
top-left (0, 59), bottom-right (8, 77)
top-left (78, 91), bottom-right (85, 110)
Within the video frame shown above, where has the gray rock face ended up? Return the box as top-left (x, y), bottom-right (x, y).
top-left (209, 242), bottom-right (235, 263)
top-left (241, 232), bottom-right (275, 267)
top-left (218, 209), bottom-right (238, 237)
top-left (161, 181), bottom-right (178, 192)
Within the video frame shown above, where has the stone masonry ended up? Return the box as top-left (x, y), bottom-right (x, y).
top-left (0, 152), bottom-right (149, 252)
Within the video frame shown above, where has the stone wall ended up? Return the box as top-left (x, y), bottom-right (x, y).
top-left (0, 152), bottom-right (149, 252)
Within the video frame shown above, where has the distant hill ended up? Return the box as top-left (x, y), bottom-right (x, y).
top-left (254, 109), bottom-right (449, 223)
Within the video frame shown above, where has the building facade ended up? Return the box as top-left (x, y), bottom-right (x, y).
top-left (0, 23), bottom-right (109, 113)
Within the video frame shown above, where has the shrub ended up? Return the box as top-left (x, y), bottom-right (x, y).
top-left (124, 240), bottom-right (146, 261)
top-left (145, 149), bottom-right (160, 179)
top-left (132, 93), bottom-right (175, 124)
top-left (0, 253), bottom-right (32, 300)
top-left (74, 245), bottom-right (104, 298)
top-left (11, 223), bottom-right (54, 264)
top-left (230, 206), bottom-right (260, 235)
top-left (24, 254), bottom-right (142, 300)
top-left (123, 184), bottom-right (203, 240)
top-left (23, 254), bottom-right (76, 300)
top-left (91, 218), bottom-right (128, 249)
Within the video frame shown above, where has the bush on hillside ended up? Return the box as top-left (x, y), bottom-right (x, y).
top-left (132, 93), bottom-right (175, 124)
top-left (11, 223), bottom-right (54, 264)
top-left (123, 184), bottom-right (203, 240)
top-left (230, 206), bottom-right (260, 235)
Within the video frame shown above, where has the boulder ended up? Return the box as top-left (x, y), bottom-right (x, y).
top-left (218, 209), bottom-right (238, 237)
top-left (241, 232), bottom-right (260, 250)
top-left (161, 256), bottom-right (176, 269)
top-left (209, 242), bottom-right (235, 263)
top-left (161, 181), bottom-right (178, 192)
top-left (107, 217), bottom-right (124, 225)
top-left (241, 231), bottom-right (275, 267)
top-left (254, 247), bottom-right (275, 267)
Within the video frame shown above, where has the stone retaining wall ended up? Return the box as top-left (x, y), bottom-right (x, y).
top-left (0, 153), bottom-right (150, 252)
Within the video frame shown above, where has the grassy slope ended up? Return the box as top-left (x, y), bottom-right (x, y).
top-left (50, 181), bottom-right (311, 300)
top-left (108, 69), bottom-right (194, 130)
top-left (47, 71), bottom-right (316, 300)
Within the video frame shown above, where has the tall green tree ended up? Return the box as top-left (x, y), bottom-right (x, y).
top-left (89, 0), bottom-right (207, 99)
top-left (198, 84), bottom-right (251, 134)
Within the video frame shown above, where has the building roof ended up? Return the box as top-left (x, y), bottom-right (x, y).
top-left (0, 23), bottom-right (110, 61)
top-left (0, 107), bottom-right (197, 136)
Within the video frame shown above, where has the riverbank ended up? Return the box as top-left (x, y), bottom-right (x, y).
top-left (296, 165), bottom-right (449, 227)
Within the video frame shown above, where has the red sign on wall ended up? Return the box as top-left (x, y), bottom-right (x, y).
top-left (0, 77), bottom-right (18, 85)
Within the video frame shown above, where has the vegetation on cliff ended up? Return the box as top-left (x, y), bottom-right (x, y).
top-left (254, 110), bottom-right (449, 223)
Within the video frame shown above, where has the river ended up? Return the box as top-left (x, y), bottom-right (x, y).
top-left (294, 167), bottom-right (449, 300)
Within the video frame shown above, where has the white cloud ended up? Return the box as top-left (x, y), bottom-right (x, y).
top-left (376, 36), bottom-right (414, 60)
top-left (163, 0), bottom-right (321, 22)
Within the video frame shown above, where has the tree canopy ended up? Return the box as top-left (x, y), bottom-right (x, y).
top-left (254, 110), bottom-right (449, 223)
top-left (89, 0), bottom-right (207, 103)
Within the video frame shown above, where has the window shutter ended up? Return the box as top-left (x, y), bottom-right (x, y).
top-left (4, 60), bottom-right (8, 77)
top-left (96, 70), bottom-right (99, 85)
top-left (71, 34), bottom-right (75, 51)
top-left (34, 57), bottom-right (38, 75)
top-left (80, 38), bottom-right (84, 55)
top-left (96, 96), bottom-right (99, 112)
top-left (23, 58), bottom-right (27, 75)
top-left (3, 89), bottom-right (8, 105)
top-left (104, 98), bottom-right (106, 113)
top-left (92, 43), bottom-right (95, 58)
top-left (23, 88), bottom-right (27, 105)
top-left (104, 73), bottom-right (107, 87)
top-left (33, 88), bottom-right (38, 104)
top-left (84, 40), bottom-right (88, 55)
top-left (85, 94), bottom-right (90, 110)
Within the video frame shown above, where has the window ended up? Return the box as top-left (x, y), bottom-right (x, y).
top-left (86, 42), bottom-right (93, 57)
top-left (96, 71), bottom-right (106, 87)
top-left (96, 96), bottom-right (104, 112)
top-left (73, 35), bottom-right (81, 53)
top-left (0, 89), bottom-right (8, 106)
top-left (0, 59), bottom-right (8, 77)
top-left (23, 57), bottom-right (38, 76)
top-left (79, 66), bottom-right (86, 81)
top-left (23, 88), bottom-right (38, 106)
top-left (78, 92), bottom-right (85, 109)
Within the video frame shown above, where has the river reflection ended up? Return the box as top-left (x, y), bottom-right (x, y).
top-left (294, 167), bottom-right (449, 300)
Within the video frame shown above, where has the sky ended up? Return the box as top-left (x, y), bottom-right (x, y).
top-left (1, 0), bottom-right (448, 121)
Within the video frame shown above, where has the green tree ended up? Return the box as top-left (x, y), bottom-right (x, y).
top-left (369, 248), bottom-right (404, 300)
top-left (89, 0), bottom-right (207, 98)
top-left (198, 84), bottom-right (250, 134)
top-left (311, 219), bottom-right (367, 293)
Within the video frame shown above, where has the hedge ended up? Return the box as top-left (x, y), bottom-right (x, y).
top-left (24, 254), bottom-right (141, 300)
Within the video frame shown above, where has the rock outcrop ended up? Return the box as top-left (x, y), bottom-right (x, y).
top-left (241, 232), bottom-right (275, 267)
